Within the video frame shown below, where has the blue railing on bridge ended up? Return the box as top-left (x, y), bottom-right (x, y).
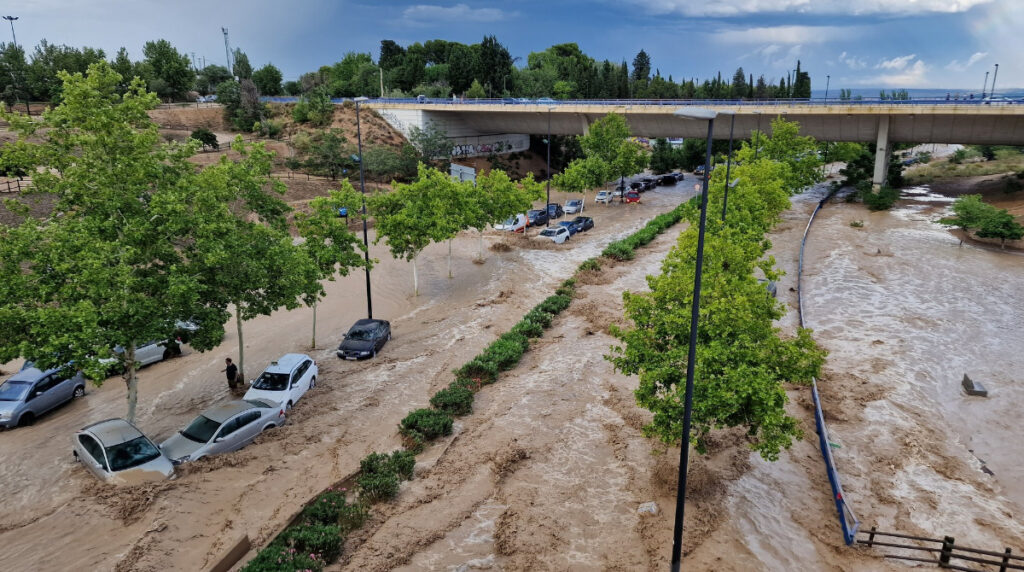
top-left (262, 96), bottom-right (1020, 107)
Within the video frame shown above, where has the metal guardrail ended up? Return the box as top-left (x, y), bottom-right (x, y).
top-left (262, 96), bottom-right (1021, 108)
top-left (858, 528), bottom-right (1023, 571)
top-left (798, 191), bottom-right (861, 545)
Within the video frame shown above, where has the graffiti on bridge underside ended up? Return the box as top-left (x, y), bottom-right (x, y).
top-left (452, 140), bottom-right (520, 157)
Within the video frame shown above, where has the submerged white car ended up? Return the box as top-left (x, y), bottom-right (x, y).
top-left (73, 418), bottom-right (175, 484)
top-left (243, 353), bottom-right (318, 410)
top-left (495, 213), bottom-right (527, 233)
top-left (160, 399), bottom-right (284, 464)
top-left (537, 226), bottom-right (570, 244)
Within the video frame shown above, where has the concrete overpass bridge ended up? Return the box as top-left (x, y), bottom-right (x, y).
top-left (364, 98), bottom-right (1024, 186)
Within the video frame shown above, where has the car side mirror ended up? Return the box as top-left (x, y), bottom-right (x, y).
top-left (214, 437), bottom-right (225, 443)
top-left (248, 379), bottom-right (254, 385)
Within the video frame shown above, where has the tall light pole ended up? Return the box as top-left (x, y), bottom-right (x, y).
top-left (3, 16), bottom-right (17, 48)
top-left (354, 96), bottom-right (373, 319)
top-left (753, 111), bottom-right (763, 161)
top-left (824, 75), bottom-right (830, 101)
top-left (991, 63), bottom-right (999, 97)
top-left (721, 111), bottom-right (736, 221)
top-left (545, 105), bottom-right (554, 226)
top-left (670, 107), bottom-right (717, 572)
top-left (982, 71), bottom-right (989, 99)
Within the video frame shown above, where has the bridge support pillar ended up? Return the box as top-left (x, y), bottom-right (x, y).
top-left (872, 116), bottom-right (890, 190)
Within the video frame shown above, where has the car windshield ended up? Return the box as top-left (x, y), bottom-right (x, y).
top-left (528, 210), bottom-right (542, 216)
top-left (347, 328), bottom-right (375, 341)
top-left (0, 380), bottom-right (31, 401)
top-left (253, 372), bottom-right (289, 391)
top-left (180, 415), bottom-right (222, 443)
top-left (105, 436), bottom-right (162, 472)
top-left (574, 218), bottom-right (586, 223)
top-left (568, 200), bottom-right (580, 206)
top-left (503, 216), bottom-right (516, 225)
top-left (540, 229), bottom-right (558, 236)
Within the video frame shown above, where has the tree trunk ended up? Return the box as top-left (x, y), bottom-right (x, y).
top-left (311, 299), bottom-right (318, 349)
top-left (235, 304), bottom-right (246, 381)
top-left (125, 344), bottom-right (138, 423)
top-left (478, 230), bottom-right (485, 262)
top-left (412, 257), bottom-right (419, 296)
top-left (448, 239), bottom-right (453, 278)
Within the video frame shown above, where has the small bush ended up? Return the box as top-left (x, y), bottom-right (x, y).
top-left (243, 544), bottom-right (327, 572)
top-left (455, 357), bottom-right (499, 385)
top-left (337, 501), bottom-right (367, 535)
top-left (849, 220), bottom-right (864, 228)
top-left (400, 408), bottom-right (453, 440)
top-left (359, 452), bottom-right (392, 476)
top-left (190, 127), bottom-right (219, 150)
top-left (430, 385), bottom-right (474, 416)
top-left (401, 429), bottom-right (425, 453)
top-left (292, 100), bottom-right (311, 123)
top-left (360, 449), bottom-right (417, 480)
top-left (510, 319), bottom-right (544, 339)
top-left (579, 258), bottom-right (601, 272)
top-left (388, 450), bottom-right (416, 480)
top-left (257, 120), bottom-right (283, 139)
top-left (482, 334), bottom-right (528, 371)
top-left (277, 523), bottom-right (342, 564)
top-left (603, 240), bottom-right (635, 261)
top-left (300, 489), bottom-right (349, 526)
top-left (536, 294), bottom-right (572, 315)
top-left (356, 471), bottom-right (400, 503)
top-left (862, 186), bottom-right (900, 211)
top-left (523, 308), bottom-right (553, 328)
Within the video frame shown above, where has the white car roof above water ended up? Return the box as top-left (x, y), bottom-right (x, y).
top-left (264, 353), bottom-right (310, 373)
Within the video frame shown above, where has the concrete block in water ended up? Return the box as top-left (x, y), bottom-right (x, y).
top-left (962, 374), bottom-right (988, 397)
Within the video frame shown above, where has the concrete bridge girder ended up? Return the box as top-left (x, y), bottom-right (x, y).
top-left (368, 102), bottom-right (1024, 147)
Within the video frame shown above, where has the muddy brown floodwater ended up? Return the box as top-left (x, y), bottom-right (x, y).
top-left (2, 177), bottom-right (1021, 572)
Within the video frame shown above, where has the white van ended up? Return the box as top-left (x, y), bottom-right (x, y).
top-left (495, 213), bottom-right (527, 233)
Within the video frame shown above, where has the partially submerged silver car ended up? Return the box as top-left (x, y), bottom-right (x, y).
top-left (159, 399), bottom-right (284, 465)
top-left (73, 419), bottom-right (175, 484)
top-left (0, 365), bottom-right (86, 429)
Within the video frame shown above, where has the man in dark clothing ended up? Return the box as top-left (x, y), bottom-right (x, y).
top-left (224, 357), bottom-right (239, 391)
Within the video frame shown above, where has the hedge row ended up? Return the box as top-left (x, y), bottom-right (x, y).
top-left (244, 206), bottom-right (687, 570)
top-left (602, 202), bottom-right (687, 261)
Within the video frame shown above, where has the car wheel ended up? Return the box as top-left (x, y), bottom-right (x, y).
top-left (286, 401), bottom-right (293, 411)
top-left (73, 386), bottom-right (85, 398)
top-left (309, 376), bottom-right (316, 389)
top-left (387, 332), bottom-right (392, 342)
top-left (18, 413), bottom-right (34, 427)
top-left (163, 348), bottom-right (172, 360)
top-left (372, 349), bottom-right (377, 358)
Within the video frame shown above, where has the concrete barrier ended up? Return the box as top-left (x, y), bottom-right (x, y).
top-left (206, 534), bottom-right (250, 572)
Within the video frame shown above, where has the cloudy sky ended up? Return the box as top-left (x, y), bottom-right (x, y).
top-left (6, 0), bottom-right (1020, 92)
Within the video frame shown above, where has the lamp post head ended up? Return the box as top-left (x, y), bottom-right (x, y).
top-left (353, 96), bottom-right (369, 103)
top-left (674, 108), bottom-right (717, 120)
top-left (2, 16), bottom-right (17, 21)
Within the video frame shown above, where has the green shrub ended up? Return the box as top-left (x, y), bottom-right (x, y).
top-left (430, 385), bottom-right (474, 415)
top-left (481, 334), bottom-right (528, 371)
top-left (849, 220), bottom-right (864, 228)
top-left (603, 240), bottom-right (635, 261)
top-left (360, 450), bottom-right (416, 480)
top-left (277, 523), bottom-right (343, 564)
top-left (510, 319), bottom-right (544, 339)
top-left (300, 488), bottom-right (350, 526)
top-left (455, 357), bottom-right (499, 385)
top-left (190, 127), bottom-right (219, 150)
top-left (359, 452), bottom-right (392, 476)
top-left (243, 544), bottom-right (327, 572)
top-left (536, 294), bottom-right (572, 315)
top-left (388, 450), bottom-right (416, 480)
top-left (578, 258), bottom-right (601, 272)
top-left (861, 186), bottom-right (900, 211)
top-left (357, 471), bottom-right (400, 503)
top-left (523, 308), bottom-right (553, 328)
top-left (337, 501), bottom-right (367, 535)
top-left (400, 408), bottom-right (453, 440)
top-left (292, 100), bottom-right (311, 123)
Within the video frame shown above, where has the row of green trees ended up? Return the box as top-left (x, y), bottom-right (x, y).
top-left (0, 39), bottom-right (284, 104)
top-left (610, 118), bottom-right (828, 460)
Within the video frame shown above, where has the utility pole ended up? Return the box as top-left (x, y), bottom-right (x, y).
top-left (222, 27), bottom-right (233, 76)
top-left (2, 16), bottom-right (17, 47)
top-left (990, 63), bottom-right (999, 97)
top-left (982, 71), bottom-right (989, 98)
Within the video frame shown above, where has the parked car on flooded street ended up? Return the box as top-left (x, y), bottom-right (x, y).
top-left (73, 418), bottom-right (175, 484)
top-left (537, 226), bottom-right (571, 244)
top-left (243, 353), bottom-right (318, 410)
top-left (159, 399), bottom-right (284, 465)
top-left (0, 365), bottom-right (86, 429)
top-left (337, 319), bottom-right (391, 360)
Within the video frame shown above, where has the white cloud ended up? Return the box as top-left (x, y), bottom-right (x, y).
top-left (946, 52), bottom-right (988, 71)
top-left (857, 59), bottom-right (930, 87)
top-left (742, 43), bottom-right (803, 69)
top-left (625, 0), bottom-right (992, 17)
top-left (402, 3), bottom-right (511, 24)
top-left (713, 25), bottom-right (856, 45)
top-left (877, 54), bottom-right (917, 70)
top-left (838, 51), bottom-right (867, 70)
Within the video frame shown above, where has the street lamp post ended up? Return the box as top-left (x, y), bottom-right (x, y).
top-left (721, 111), bottom-right (736, 222)
top-left (670, 107), bottom-right (717, 572)
top-left (824, 75), bottom-right (830, 101)
top-left (545, 105), bottom-right (554, 226)
top-left (982, 71), bottom-right (989, 99)
top-left (991, 64), bottom-right (1000, 97)
top-left (2, 16), bottom-right (17, 48)
top-left (353, 96), bottom-right (373, 319)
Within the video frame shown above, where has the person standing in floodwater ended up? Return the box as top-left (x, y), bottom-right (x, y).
top-left (224, 357), bottom-right (239, 391)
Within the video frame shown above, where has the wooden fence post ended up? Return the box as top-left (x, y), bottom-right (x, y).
top-left (1001, 548), bottom-right (1012, 572)
top-left (867, 526), bottom-right (876, 547)
top-left (939, 536), bottom-right (955, 568)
